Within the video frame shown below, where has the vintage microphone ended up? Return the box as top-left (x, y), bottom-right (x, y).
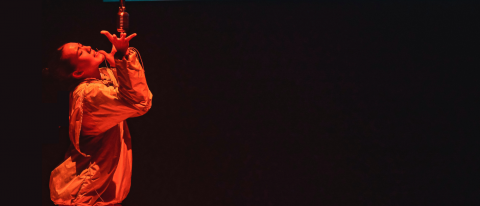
top-left (117, 0), bottom-right (129, 33)
top-left (115, 0), bottom-right (145, 71)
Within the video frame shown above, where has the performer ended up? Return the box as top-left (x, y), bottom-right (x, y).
top-left (46, 31), bottom-right (153, 206)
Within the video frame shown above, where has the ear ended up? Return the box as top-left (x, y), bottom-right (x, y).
top-left (72, 70), bottom-right (84, 79)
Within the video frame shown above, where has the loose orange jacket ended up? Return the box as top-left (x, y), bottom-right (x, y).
top-left (49, 48), bottom-right (153, 206)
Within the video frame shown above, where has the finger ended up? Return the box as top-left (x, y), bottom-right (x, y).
top-left (125, 33), bottom-right (137, 41)
top-left (112, 34), bottom-right (119, 44)
top-left (121, 33), bottom-right (126, 41)
top-left (97, 50), bottom-right (109, 60)
top-left (97, 50), bottom-right (108, 55)
top-left (100, 30), bottom-right (114, 42)
top-left (111, 45), bottom-right (117, 53)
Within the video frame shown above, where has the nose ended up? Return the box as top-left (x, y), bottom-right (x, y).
top-left (83, 46), bottom-right (92, 53)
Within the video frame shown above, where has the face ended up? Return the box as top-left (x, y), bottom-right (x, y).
top-left (61, 42), bottom-right (105, 79)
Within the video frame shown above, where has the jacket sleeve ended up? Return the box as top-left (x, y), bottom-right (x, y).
top-left (80, 47), bottom-right (153, 137)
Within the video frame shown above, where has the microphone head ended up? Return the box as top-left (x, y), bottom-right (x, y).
top-left (117, 11), bottom-right (129, 33)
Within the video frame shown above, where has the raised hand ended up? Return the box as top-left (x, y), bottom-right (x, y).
top-left (100, 30), bottom-right (137, 56)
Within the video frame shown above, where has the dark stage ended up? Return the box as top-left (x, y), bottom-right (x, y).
top-left (42, 0), bottom-right (480, 205)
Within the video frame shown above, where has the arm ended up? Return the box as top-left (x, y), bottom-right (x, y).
top-left (80, 31), bottom-right (152, 136)
top-left (114, 47), bottom-right (152, 115)
top-left (80, 47), bottom-right (152, 136)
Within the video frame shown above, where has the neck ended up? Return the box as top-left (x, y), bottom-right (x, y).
top-left (92, 70), bottom-right (102, 79)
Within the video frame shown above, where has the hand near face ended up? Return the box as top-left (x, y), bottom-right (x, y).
top-left (100, 30), bottom-right (137, 56)
top-left (97, 44), bottom-right (117, 68)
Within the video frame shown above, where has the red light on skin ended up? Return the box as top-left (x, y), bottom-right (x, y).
top-left (61, 42), bottom-right (104, 80)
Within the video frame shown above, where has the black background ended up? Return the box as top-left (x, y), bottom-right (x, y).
top-left (42, 0), bottom-right (480, 205)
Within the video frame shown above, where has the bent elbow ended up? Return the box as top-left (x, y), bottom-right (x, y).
top-left (132, 98), bottom-right (152, 117)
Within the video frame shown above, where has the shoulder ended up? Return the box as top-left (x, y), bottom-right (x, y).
top-left (81, 80), bottom-right (119, 103)
top-left (127, 47), bottom-right (139, 61)
top-left (72, 81), bottom-right (87, 97)
top-left (72, 79), bottom-right (104, 98)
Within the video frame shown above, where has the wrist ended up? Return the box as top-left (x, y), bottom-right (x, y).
top-left (115, 47), bottom-right (130, 59)
top-left (114, 52), bottom-right (126, 60)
